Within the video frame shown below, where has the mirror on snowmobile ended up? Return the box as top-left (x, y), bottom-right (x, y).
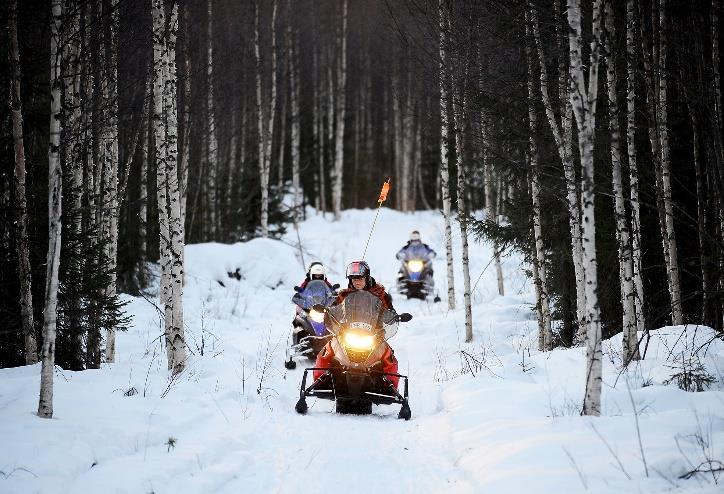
top-left (294, 286), bottom-right (304, 293)
top-left (312, 303), bottom-right (327, 313)
top-left (332, 283), bottom-right (340, 290)
top-left (397, 313), bottom-right (413, 323)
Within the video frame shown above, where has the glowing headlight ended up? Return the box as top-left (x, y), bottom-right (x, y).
top-left (407, 259), bottom-right (424, 273)
top-left (309, 309), bottom-right (325, 323)
top-left (342, 331), bottom-right (375, 350)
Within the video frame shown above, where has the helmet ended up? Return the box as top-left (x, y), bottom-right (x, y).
top-left (309, 262), bottom-right (325, 277)
top-left (345, 260), bottom-right (370, 279)
top-left (410, 230), bottom-right (421, 242)
top-left (308, 262), bottom-right (325, 280)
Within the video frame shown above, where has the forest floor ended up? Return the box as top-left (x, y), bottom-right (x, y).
top-left (1, 208), bottom-right (723, 493)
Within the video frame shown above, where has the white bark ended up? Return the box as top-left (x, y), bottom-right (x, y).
top-left (153, 0), bottom-right (186, 375)
top-left (526, 9), bottom-right (553, 352)
top-left (657, 0), bottom-right (683, 325)
top-left (332, 0), bottom-right (348, 220)
top-left (326, 46), bottom-right (335, 214)
top-left (289, 8), bottom-right (301, 219)
top-left (254, 0), bottom-right (277, 237)
top-left (626, 0), bottom-right (645, 340)
top-left (39, 0), bottom-right (63, 418)
top-left (568, 0), bottom-right (603, 416)
top-left (103, 0), bottom-right (120, 363)
top-left (452, 66), bottom-right (473, 342)
top-left (206, 0), bottom-right (218, 240)
top-left (439, 0), bottom-right (456, 310)
top-left (9, 0), bottom-right (38, 365)
top-left (277, 75), bottom-right (287, 193)
top-left (312, 49), bottom-right (325, 212)
top-left (605, 0), bottom-right (638, 363)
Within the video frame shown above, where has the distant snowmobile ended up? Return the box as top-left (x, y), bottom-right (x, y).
top-left (396, 232), bottom-right (438, 301)
top-left (285, 280), bottom-right (338, 369)
top-left (294, 290), bottom-right (413, 419)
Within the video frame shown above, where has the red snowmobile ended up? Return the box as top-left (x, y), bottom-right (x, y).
top-left (294, 290), bottom-right (413, 419)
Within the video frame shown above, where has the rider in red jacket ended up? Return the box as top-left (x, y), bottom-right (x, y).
top-left (314, 260), bottom-right (399, 387)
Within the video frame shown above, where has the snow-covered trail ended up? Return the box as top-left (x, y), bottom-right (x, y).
top-left (1, 208), bottom-right (723, 494)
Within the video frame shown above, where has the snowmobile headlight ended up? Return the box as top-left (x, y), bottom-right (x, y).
top-left (309, 309), bottom-right (325, 323)
top-left (407, 259), bottom-right (424, 273)
top-left (342, 331), bottom-right (375, 351)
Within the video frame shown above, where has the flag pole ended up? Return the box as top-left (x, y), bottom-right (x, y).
top-left (361, 178), bottom-right (391, 260)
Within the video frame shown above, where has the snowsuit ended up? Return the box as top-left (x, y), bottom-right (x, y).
top-left (313, 279), bottom-right (400, 388)
top-left (396, 241), bottom-right (437, 264)
top-left (298, 277), bottom-right (335, 290)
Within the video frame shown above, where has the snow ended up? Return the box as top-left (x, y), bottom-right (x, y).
top-left (1, 208), bottom-right (723, 493)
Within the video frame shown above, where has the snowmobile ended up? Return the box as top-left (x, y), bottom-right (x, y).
top-left (396, 245), bottom-right (438, 301)
top-left (285, 280), bottom-right (338, 370)
top-left (294, 290), bottom-right (414, 419)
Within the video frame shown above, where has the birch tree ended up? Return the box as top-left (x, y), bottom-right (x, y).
top-left (481, 117), bottom-right (504, 296)
top-left (438, 0), bottom-right (456, 310)
top-left (289, 12), bottom-right (301, 219)
top-left (656, 0), bottom-right (683, 325)
top-left (206, 0), bottom-right (219, 240)
top-left (526, 8), bottom-right (552, 352)
top-left (9, 0), bottom-right (38, 365)
top-left (103, 0), bottom-right (120, 363)
top-left (452, 55), bottom-right (473, 343)
top-left (153, 0), bottom-right (186, 375)
top-left (38, 0), bottom-right (63, 418)
top-left (331, 0), bottom-right (348, 221)
top-left (568, 0), bottom-right (604, 416)
top-left (604, 0), bottom-right (638, 363)
top-left (626, 0), bottom-right (645, 341)
top-left (254, 0), bottom-right (277, 237)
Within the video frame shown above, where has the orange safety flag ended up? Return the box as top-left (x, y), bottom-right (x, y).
top-left (378, 179), bottom-right (391, 203)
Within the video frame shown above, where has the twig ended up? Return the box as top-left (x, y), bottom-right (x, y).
top-left (563, 446), bottom-right (588, 490)
top-left (625, 376), bottom-right (649, 477)
top-left (590, 423), bottom-right (632, 480)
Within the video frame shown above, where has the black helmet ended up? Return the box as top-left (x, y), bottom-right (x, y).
top-left (345, 260), bottom-right (370, 279)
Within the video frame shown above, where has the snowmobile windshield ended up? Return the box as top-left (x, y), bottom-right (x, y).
top-left (326, 291), bottom-right (399, 340)
top-left (292, 280), bottom-right (335, 310)
top-left (400, 243), bottom-right (432, 261)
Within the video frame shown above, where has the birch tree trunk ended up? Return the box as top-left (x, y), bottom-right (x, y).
top-left (179, 2), bottom-right (191, 235)
top-left (604, 0), bottom-right (638, 363)
top-left (530, 5), bottom-right (586, 340)
top-left (482, 116), bottom-right (504, 296)
top-left (9, 0), bottom-right (38, 365)
top-left (439, 0), bottom-right (455, 310)
top-left (206, 0), bottom-right (218, 240)
top-left (289, 8), bottom-right (301, 219)
top-left (692, 110), bottom-right (712, 324)
top-left (657, 0), bottom-right (683, 325)
top-left (626, 0), bottom-right (646, 339)
top-left (526, 9), bottom-right (552, 351)
top-left (255, 0), bottom-right (277, 237)
top-left (38, 0), bottom-right (63, 418)
top-left (153, 0), bottom-right (186, 375)
top-left (312, 49), bottom-right (325, 212)
top-left (326, 46), bottom-right (335, 215)
top-left (277, 74), bottom-right (287, 193)
top-left (139, 111), bottom-right (150, 286)
top-left (568, 0), bottom-right (604, 416)
top-left (332, 0), bottom-right (348, 221)
top-left (104, 0), bottom-right (120, 363)
top-left (452, 70), bottom-right (473, 342)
